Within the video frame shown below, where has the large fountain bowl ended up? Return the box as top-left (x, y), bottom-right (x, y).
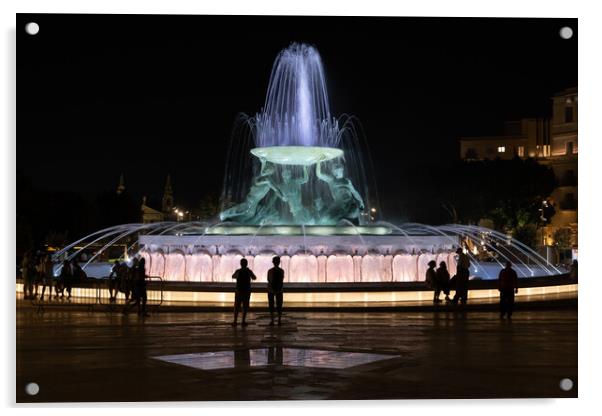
top-left (251, 146), bottom-right (343, 166)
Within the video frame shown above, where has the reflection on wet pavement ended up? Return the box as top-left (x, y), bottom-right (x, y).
top-left (155, 347), bottom-right (396, 370)
top-left (16, 309), bottom-right (578, 401)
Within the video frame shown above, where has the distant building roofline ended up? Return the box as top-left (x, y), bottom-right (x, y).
top-left (459, 135), bottom-right (525, 142)
top-left (553, 87), bottom-right (577, 98)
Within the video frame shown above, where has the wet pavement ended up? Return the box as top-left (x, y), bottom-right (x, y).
top-left (16, 308), bottom-right (577, 402)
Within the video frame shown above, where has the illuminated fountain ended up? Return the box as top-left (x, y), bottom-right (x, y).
top-left (220, 43), bottom-right (370, 226)
top-left (53, 44), bottom-right (564, 284)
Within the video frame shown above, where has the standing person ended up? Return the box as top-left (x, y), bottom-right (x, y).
top-left (456, 247), bottom-right (470, 273)
top-left (452, 248), bottom-right (470, 306)
top-left (73, 261), bottom-right (87, 283)
top-left (58, 259), bottom-right (72, 299)
top-left (134, 257), bottom-right (149, 317)
top-left (231, 258), bottom-right (256, 327)
top-left (498, 261), bottom-right (519, 319)
top-left (33, 252), bottom-right (44, 299)
top-left (39, 255), bottom-right (54, 301)
top-left (569, 259), bottom-right (578, 280)
top-left (435, 261), bottom-right (451, 303)
top-left (108, 261), bottom-right (122, 302)
top-left (267, 256), bottom-right (285, 326)
top-left (21, 252), bottom-right (33, 299)
top-left (425, 260), bottom-right (438, 303)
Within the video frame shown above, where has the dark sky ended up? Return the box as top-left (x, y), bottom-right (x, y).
top-left (17, 14), bottom-right (577, 219)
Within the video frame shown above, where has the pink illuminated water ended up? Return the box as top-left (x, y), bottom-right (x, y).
top-left (151, 251), bottom-right (458, 283)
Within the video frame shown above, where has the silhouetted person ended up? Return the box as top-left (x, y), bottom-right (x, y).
top-left (452, 248), bottom-right (470, 306)
top-left (21, 252), bottom-right (35, 299)
top-left (59, 259), bottom-right (73, 299)
top-left (267, 256), bottom-right (285, 326)
top-left (125, 258), bottom-right (140, 307)
top-left (231, 258), bottom-right (256, 326)
top-left (130, 257), bottom-right (149, 317)
top-left (33, 252), bottom-right (44, 298)
top-left (498, 261), bottom-right (519, 319)
top-left (39, 255), bottom-right (54, 301)
top-left (121, 259), bottom-right (135, 301)
top-left (456, 247), bottom-right (470, 272)
top-left (570, 259), bottom-right (578, 280)
top-left (53, 261), bottom-right (64, 299)
top-left (72, 261), bottom-right (87, 283)
top-left (425, 260), bottom-right (437, 302)
top-left (108, 261), bottom-right (123, 302)
top-left (435, 261), bottom-right (451, 303)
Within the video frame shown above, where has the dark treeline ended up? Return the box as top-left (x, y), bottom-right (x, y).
top-left (16, 171), bottom-right (139, 257)
top-left (377, 157), bottom-right (557, 242)
top-left (16, 157), bottom-right (556, 259)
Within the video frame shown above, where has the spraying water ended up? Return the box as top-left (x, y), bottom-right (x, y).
top-left (220, 43), bottom-right (374, 225)
top-left (52, 44), bottom-right (565, 284)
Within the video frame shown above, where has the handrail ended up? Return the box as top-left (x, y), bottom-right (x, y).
top-left (23, 276), bottom-right (164, 314)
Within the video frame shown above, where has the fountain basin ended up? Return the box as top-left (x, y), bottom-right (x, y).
top-left (250, 146), bottom-right (343, 166)
top-left (200, 225), bottom-right (392, 236)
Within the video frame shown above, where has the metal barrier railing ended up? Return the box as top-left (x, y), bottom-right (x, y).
top-left (146, 276), bottom-right (165, 309)
top-left (27, 276), bottom-right (163, 314)
top-left (98, 276), bottom-right (164, 313)
top-left (29, 279), bottom-right (102, 314)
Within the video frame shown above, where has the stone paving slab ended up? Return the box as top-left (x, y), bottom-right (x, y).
top-left (16, 308), bottom-right (577, 402)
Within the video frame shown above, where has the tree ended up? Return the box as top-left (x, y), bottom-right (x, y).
top-left (196, 192), bottom-right (220, 221)
top-left (553, 228), bottom-right (572, 249)
top-left (449, 157), bottom-right (555, 221)
top-left (513, 224), bottom-right (538, 249)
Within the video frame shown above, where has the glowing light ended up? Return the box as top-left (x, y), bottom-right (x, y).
top-left (250, 146), bottom-right (343, 166)
top-left (18, 283), bottom-right (578, 304)
top-left (204, 225), bottom-right (391, 236)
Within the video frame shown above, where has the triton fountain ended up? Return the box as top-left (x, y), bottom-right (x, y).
top-left (219, 44), bottom-right (371, 227)
top-left (52, 43), bottom-right (563, 287)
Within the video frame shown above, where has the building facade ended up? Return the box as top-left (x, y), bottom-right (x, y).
top-left (459, 87), bottom-right (578, 254)
top-left (460, 118), bottom-right (551, 161)
top-left (544, 87), bottom-right (578, 250)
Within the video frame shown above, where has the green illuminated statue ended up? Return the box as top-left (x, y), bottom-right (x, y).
top-left (315, 158), bottom-right (365, 224)
top-left (219, 147), bottom-right (366, 225)
top-left (277, 165), bottom-right (310, 224)
top-left (219, 160), bottom-right (285, 224)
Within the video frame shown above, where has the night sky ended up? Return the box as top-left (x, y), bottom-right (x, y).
top-left (17, 14), bottom-right (577, 220)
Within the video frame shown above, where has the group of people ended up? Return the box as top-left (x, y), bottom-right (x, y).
top-left (231, 256), bottom-right (284, 326)
top-left (20, 251), bottom-right (149, 316)
top-left (228, 248), bottom-right (522, 326)
top-left (20, 251), bottom-right (87, 300)
top-left (108, 257), bottom-right (149, 317)
top-left (426, 247), bottom-right (520, 319)
top-left (21, 247), bottom-right (531, 322)
top-left (426, 247), bottom-right (471, 305)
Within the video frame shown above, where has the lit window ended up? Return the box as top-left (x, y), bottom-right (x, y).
top-left (497, 146), bottom-right (506, 153)
top-left (517, 146), bottom-right (525, 157)
top-left (542, 145), bottom-right (551, 157)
